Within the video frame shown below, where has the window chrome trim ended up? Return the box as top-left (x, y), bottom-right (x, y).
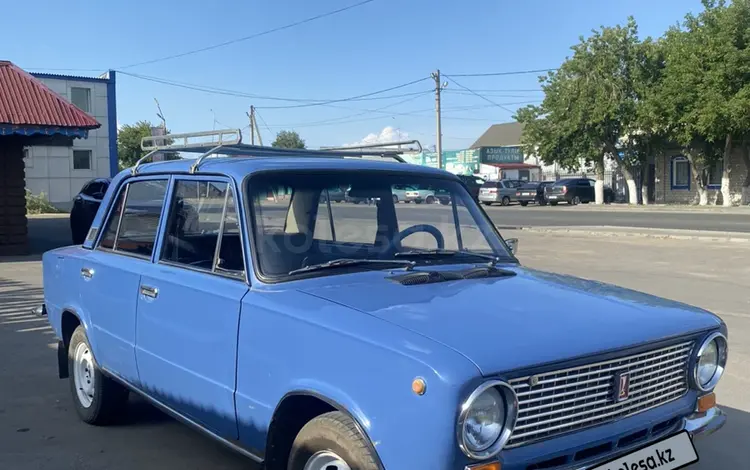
top-left (456, 380), bottom-right (518, 460)
top-left (692, 332), bottom-right (728, 392)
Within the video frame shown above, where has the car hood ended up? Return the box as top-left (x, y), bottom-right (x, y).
top-left (299, 266), bottom-right (721, 375)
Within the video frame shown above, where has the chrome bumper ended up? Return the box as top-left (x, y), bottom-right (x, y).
top-left (683, 406), bottom-right (726, 439)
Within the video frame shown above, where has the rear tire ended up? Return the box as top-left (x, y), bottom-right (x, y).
top-left (570, 196), bottom-right (580, 205)
top-left (425, 196), bottom-right (435, 204)
top-left (68, 326), bottom-right (128, 425)
top-left (288, 411), bottom-right (378, 470)
top-left (519, 201), bottom-right (528, 207)
top-left (501, 196), bottom-right (511, 206)
top-left (392, 195), bottom-right (398, 204)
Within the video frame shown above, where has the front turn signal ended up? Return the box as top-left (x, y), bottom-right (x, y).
top-left (465, 462), bottom-right (500, 470)
top-left (697, 393), bottom-right (716, 413)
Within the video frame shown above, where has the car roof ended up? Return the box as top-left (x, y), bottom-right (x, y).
top-left (131, 156), bottom-right (454, 182)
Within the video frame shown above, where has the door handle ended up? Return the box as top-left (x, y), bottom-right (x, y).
top-left (140, 285), bottom-right (158, 299)
top-left (80, 267), bottom-right (94, 279)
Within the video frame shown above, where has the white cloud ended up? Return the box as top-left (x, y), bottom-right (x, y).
top-left (348, 126), bottom-right (409, 146)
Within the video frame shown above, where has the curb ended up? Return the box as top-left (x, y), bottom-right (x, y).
top-left (496, 226), bottom-right (750, 243)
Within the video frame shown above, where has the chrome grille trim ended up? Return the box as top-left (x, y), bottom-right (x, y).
top-left (507, 341), bottom-right (693, 447)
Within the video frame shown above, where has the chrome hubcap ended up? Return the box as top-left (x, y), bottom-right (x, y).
top-left (303, 451), bottom-right (351, 470)
top-left (73, 342), bottom-right (95, 408)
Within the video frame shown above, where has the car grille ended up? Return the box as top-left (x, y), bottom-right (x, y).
top-left (506, 341), bottom-right (693, 448)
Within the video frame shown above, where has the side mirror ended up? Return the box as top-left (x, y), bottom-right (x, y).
top-left (505, 238), bottom-right (519, 255)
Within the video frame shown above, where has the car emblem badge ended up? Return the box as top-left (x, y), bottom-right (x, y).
top-left (614, 372), bottom-right (630, 402)
top-left (529, 375), bottom-right (540, 387)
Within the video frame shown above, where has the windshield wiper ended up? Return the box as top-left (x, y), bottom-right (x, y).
top-left (395, 249), bottom-right (502, 265)
top-left (289, 258), bottom-right (416, 276)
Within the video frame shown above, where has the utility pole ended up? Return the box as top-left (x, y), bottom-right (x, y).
top-left (249, 106), bottom-right (255, 145)
top-left (431, 70), bottom-right (447, 169)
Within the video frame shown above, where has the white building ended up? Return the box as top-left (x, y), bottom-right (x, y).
top-left (23, 71), bottom-right (117, 210)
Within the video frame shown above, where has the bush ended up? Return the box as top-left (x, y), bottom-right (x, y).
top-left (26, 189), bottom-right (64, 214)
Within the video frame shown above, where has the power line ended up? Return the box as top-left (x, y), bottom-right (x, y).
top-left (117, 0), bottom-right (376, 69)
top-left (256, 77), bottom-right (431, 109)
top-left (443, 75), bottom-right (519, 114)
top-left (446, 68), bottom-right (557, 78)
top-left (118, 70), bottom-right (432, 104)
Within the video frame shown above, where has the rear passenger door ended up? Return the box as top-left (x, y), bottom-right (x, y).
top-left (81, 177), bottom-right (169, 384)
top-left (577, 179), bottom-right (594, 202)
top-left (135, 177), bottom-right (248, 440)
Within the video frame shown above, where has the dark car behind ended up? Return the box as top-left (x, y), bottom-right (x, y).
top-left (515, 181), bottom-right (554, 206)
top-left (456, 174), bottom-right (485, 201)
top-left (70, 178), bottom-right (110, 244)
top-left (544, 178), bottom-right (615, 205)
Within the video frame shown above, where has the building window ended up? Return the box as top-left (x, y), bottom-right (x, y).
top-left (671, 156), bottom-right (690, 190)
top-left (73, 150), bottom-right (92, 170)
top-left (23, 147), bottom-right (32, 168)
top-left (70, 87), bottom-right (91, 113)
top-left (705, 162), bottom-right (723, 188)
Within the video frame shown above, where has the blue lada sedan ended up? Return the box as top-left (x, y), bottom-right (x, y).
top-left (38, 131), bottom-right (727, 470)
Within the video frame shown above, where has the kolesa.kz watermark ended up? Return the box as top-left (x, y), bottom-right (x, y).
top-left (590, 431), bottom-right (698, 470)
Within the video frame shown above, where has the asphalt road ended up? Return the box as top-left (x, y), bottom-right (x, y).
top-left (1, 218), bottom-right (748, 469)
top-left (259, 201), bottom-right (750, 234)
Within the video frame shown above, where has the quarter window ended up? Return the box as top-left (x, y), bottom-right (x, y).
top-left (161, 180), bottom-right (244, 277)
top-left (99, 179), bottom-right (168, 258)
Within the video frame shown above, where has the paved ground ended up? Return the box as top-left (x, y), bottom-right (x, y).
top-left (0, 218), bottom-right (747, 469)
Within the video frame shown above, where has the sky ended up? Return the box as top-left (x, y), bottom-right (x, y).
top-left (2, 0), bottom-right (707, 150)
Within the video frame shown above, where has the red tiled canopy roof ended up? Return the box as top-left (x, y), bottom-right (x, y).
top-left (0, 60), bottom-right (100, 129)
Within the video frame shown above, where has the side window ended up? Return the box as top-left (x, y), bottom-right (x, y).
top-left (215, 188), bottom-right (245, 277)
top-left (161, 180), bottom-right (228, 270)
top-left (111, 180), bottom-right (168, 257)
top-left (313, 196), bottom-right (334, 241)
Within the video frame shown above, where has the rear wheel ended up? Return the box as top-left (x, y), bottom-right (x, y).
top-left (392, 194), bottom-right (398, 204)
top-left (501, 196), bottom-right (511, 206)
top-left (288, 411), bottom-right (378, 470)
top-left (550, 201), bottom-right (558, 206)
top-left (519, 201), bottom-right (528, 207)
top-left (482, 201), bottom-right (492, 206)
top-left (425, 196), bottom-right (435, 204)
top-left (570, 196), bottom-right (580, 205)
top-left (68, 326), bottom-right (128, 425)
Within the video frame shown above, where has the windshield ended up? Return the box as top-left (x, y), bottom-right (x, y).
top-left (248, 171), bottom-right (513, 279)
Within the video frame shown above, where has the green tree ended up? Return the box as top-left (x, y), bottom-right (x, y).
top-left (271, 130), bottom-right (306, 149)
top-left (517, 18), bottom-right (657, 204)
top-left (117, 121), bottom-right (154, 169)
top-left (647, 0), bottom-right (750, 205)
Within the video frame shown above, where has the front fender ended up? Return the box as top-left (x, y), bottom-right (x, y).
top-left (236, 290), bottom-right (481, 470)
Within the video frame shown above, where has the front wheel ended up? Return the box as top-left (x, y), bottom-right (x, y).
top-left (519, 201), bottom-right (528, 207)
top-left (288, 411), bottom-right (379, 470)
top-left (392, 194), bottom-right (398, 204)
top-left (501, 196), bottom-right (511, 206)
top-left (425, 196), bottom-right (435, 204)
top-left (68, 326), bottom-right (128, 425)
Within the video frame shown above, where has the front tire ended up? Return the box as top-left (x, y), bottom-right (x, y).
top-left (392, 195), bottom-right (398, 204)
top-left (288, 411), bottom-right (378, 470)
top-left (425, 196), bottom-right (435, 204)
top-left (501, 196), bottom-right (511, 206)
top-left (519, 201), bottom-right (528, 207)
top-left (68, 326), bottom-right (128, 425)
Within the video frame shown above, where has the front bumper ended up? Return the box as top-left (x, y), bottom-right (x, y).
top-left (683, 405), bottom-right (725, 439)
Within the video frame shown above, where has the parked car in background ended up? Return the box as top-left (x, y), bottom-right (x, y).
top-left (456, 174), bottom-right (486, 201)
top-left (544, 178), bottom-right (615, 205)
top-left (391, 184), bottom-right (414, 203)
top-left (515, 181), bottom-right (554, 206)
top-left (39, 132), bottom-right (727, 470)
top-left (320, 186), bottom-right (345, 203)
top-left (478, 179), bottom-right (524, 206)
top-left (404, 186), bottom-right (436, 204)
top-left (70, 178), bottom-right (111, 244)
top-left (345, 187), bottom-right (373, 204)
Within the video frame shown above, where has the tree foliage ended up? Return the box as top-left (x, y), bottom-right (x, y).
top-left (117, 121), bottom-right (154, 169)
top-left (517, 1), bottom-right (750, 205)
top-left (271, 130), bottom-right (306, 149)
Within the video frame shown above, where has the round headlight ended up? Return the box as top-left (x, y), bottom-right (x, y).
top-left (694, 332), bottom-right (728, 392)
top-left (457, 380), bottom-right (518, 460)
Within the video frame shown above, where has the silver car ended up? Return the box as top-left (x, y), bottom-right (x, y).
top-left (478, 180), bottom-right (524, 206)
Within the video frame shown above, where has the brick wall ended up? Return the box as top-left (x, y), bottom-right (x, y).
top-left (654, 148), bottom-right (748, 205)
top-left (0, 138), bottom-right (28, 256)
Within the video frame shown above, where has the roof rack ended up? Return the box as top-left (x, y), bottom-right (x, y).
top-left (320, 140), bottom-right (423, 154)
top-left (131, 128), bottom-right (419, 175)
